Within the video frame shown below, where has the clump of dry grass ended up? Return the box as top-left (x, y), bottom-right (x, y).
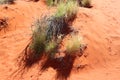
top-left (30, 17), bottom-right (48, 55)
top-left (25, 1), bottom-right (79, 58)
top-left (30, 15), bottom-right (64, 58)
top-left (65, 35), bottom-right (82, 54)
top-left (65, 34), bottom-right (87, 56)
top-left (55, 0), bottom-right (78, 22)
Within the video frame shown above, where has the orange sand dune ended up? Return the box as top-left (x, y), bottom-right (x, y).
top-left (0, 0), bottom-right (120, 80)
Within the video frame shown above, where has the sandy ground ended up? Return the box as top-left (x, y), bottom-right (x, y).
top-left (0, 0), bottom-right (120, 80)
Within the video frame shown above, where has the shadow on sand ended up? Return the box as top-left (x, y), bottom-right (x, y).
top-left (40, 55), bottom-right (79, 80)
top-left (9, 42), bottom-right (45, 80)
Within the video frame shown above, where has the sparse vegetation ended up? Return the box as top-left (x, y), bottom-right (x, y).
top-left (0, 0), bottom-right (15, 4)
top-left (65, 35), bottom-right (83, 55)
top-left (30, 17), bottom-right (48, 55)
top-left (30, 15), bottom-right (64, 58)
top-left (46, 0), bottom-right (91, 8)
top-left (11, 1), bottom-right (88, 79)
top-left (55, 0), bottom-right (78, 22)
top-left (17, 1), bottom-right (86, 76)
top-left (27, 0), bottom-right (81, 59)
top-left (45, 40), bottom-right (58, 58)
top-left (30, 14), bottom-right (70, 58)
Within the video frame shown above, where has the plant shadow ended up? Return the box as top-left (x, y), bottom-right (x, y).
top-left (9, 42), bottom-right (45, 80)
top-left (40, 54), bottom-right (82, 80)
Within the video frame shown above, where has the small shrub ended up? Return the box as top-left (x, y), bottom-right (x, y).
top-left (0, 0), bottom-right (15, 4)
top-left (80, 0), bottom-right (91, 8)
top-left (65, 34), bottom-right (83, 55)
top-left (30, 16), bottom-right (65, 58)
top-left (55, 0), bottom-right (78, 23)
top-left (45, 40), bottom-right (58, 58)
top-left (24, 0), bottom-right (79, 60)
top-left (30, 32), bottom-right (46, 54)
top-left (65, 0), bottom-right (78, 22)
top-left (30, 17), bottom-right (48, 54)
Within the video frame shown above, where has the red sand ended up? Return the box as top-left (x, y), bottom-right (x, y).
top-left (0, 0), bottom-right (120, 80)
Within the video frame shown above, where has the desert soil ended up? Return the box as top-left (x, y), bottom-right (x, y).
top-left (0, 0), bottom-right (120, 80)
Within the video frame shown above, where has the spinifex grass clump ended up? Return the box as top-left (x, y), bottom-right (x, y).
top-left (45, 40), bottom-right (58, 58)
top-left (46, 1), bottom-right (78, 40)
top-left (15, 1), bottom-right (87, 78)
top-left (17, 16), bottom-right (60, 69)
top-left (0, 0), bottom-right (15, 4)
top-left (19, 0), bottom-right (79, 66)
top-left (55, 0), bottom-right (78, 23)
top-left (30, 17), bottom-right (48, 55)
top-left (30, 16), bottom-right (62, 58)
top-left (65, 34), bottom-right (87, 56)
top-left (30, 0), bottom-right (78, 58)
top-left (65, 35), bottom-right (82, 54)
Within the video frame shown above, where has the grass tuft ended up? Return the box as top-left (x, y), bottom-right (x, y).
top-left (30, 17), bottom-right (48, 55)
top-left (55, 0), bottom-right (78, 23)
top-left (30, 16), bottom-right (64, 58)
top-left (65, 34), bottom-right (83, 55)
top-left (45, 40), bottom-right (58, 58)
top-left (30, 1), bottom-right (79, 58)
top-left (21, 0), bottom-right (79, 60)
